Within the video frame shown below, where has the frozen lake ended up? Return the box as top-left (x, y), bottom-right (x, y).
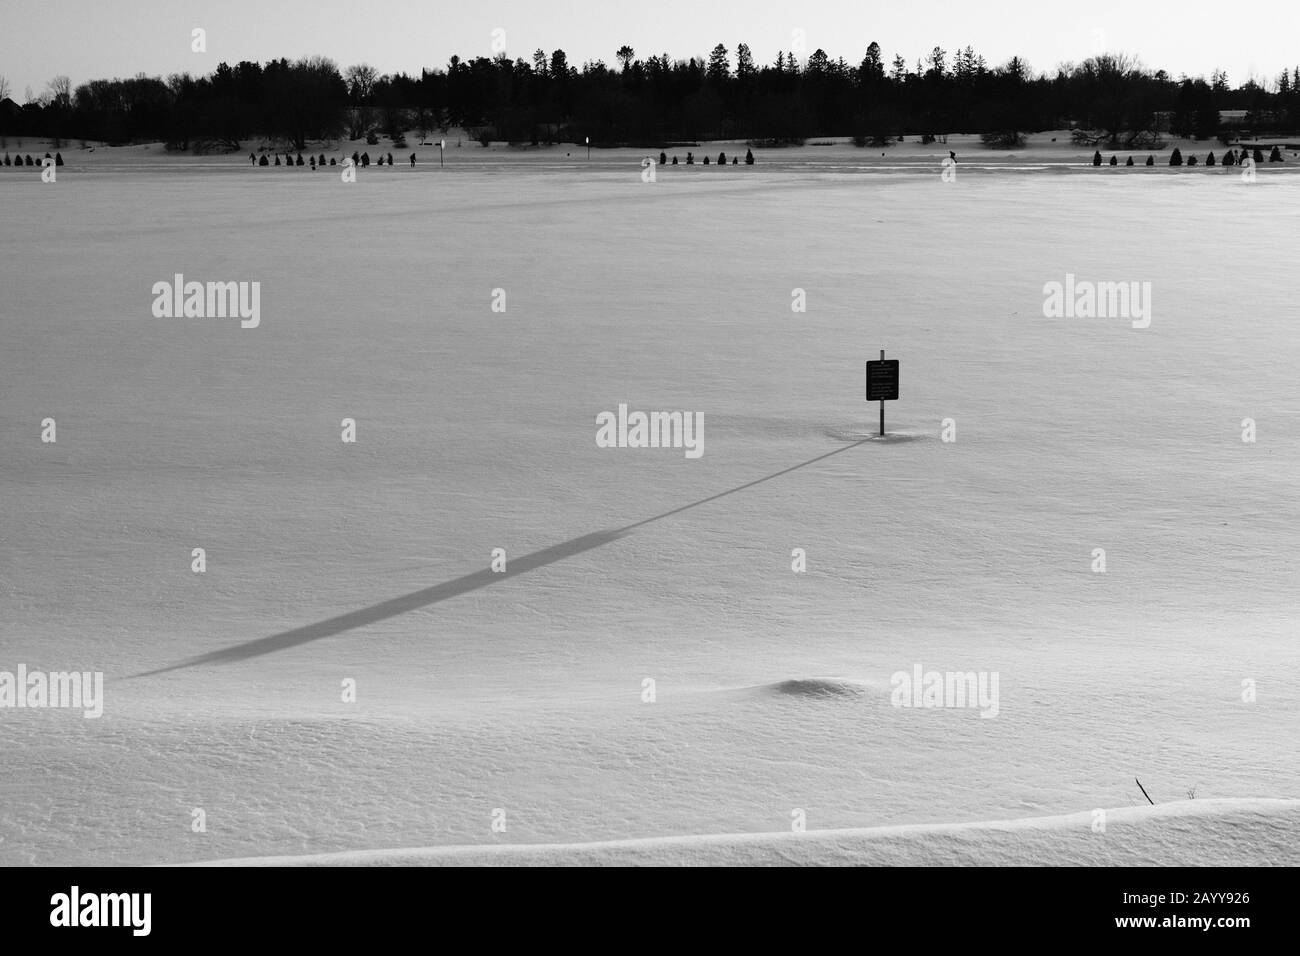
top-left (2, 157), bottom-right (1298, 864)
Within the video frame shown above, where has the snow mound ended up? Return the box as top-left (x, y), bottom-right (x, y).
top-left (182, 798), bottom-right (1300, 867)
top-left (765, 677), bottom-right (872, 699)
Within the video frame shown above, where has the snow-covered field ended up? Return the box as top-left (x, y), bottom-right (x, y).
top-left (2, 145), bottom-right (1298, 865)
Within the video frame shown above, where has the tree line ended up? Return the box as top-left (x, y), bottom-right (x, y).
top-left (2, 44), bottom-right (1297, 151)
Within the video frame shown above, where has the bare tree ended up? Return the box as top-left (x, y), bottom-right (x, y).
top-left (344, 63), bottom-right (379, 140)
top-left (46, 75), bottom-right (72, 109)
top-left (0, 75), bottom-right (11, 101)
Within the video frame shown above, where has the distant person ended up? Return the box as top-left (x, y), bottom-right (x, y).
top-left (659, 151), bottom-right (666, 165)
top-left (249, 153), bottom-right (255, 165)
top-left (410, 153), bottom-right (416, 167)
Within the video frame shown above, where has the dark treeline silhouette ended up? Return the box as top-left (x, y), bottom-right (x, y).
top-left (3, 46), bottom-right (1298, 150)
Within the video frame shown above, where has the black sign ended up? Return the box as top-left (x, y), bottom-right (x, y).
top-left (866, 360), bottom-right (899, 401)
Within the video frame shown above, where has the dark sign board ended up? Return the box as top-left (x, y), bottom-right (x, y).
top-left (866, 360), bottom-right (900, 401)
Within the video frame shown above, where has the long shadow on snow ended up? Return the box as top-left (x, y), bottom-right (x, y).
top-left (132, 437), bottom-right (873, 676)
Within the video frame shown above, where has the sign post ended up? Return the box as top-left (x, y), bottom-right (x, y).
top-left (865, 350), bottom-right (900, 437)
top-left (586, 135), bottom-right (590, 160)
top-left (439, 139), bottom-right (445, 167)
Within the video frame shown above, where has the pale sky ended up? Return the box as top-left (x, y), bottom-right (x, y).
top-left (1, 0), bottom-right (1296, 100)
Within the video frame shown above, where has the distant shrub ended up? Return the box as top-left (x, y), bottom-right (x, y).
top-left (318, 154), bottom-right (326, 166)
top-left (703, 156), bottom-right (710, 164)
top-left (1221, 150), bottom-right (1235, 167)
top-left (1253, 148), bottom-right (1264, 163)
top-left (1206, 152), bottom-right (1216, 166)
top-left (745, 148), bottom-right (754, 165)
top-left (365, 131), bottom-right (380, 146)
top-left (1270, 145), bottom-right (1283, 162)
top-left (475, 129), bottom-right (493, 147)
top-left (686, 152), bottom-right (694, 164)
top-left (1145, 155), bottom-right (1154, 166)
top-left (1125, 156), bottom-right (1134, 166)
top-left (981, 130), bottom-right (1026, 148)
top-left (671, 156), bottom-right (678, 165)
top-left (329, 157), bottom-right (337, 165)
top-left (851, 134), bottom-right (869, 147)
top-left (361, 152), bottom-right (370, 167)
top-left (295, 152), bottom-right (304, 166)
top-left (1092, 150), bottom-right (1102, 166)
top-left (259, 154), bottom-right (268, 166)
top-left (352, 151), bottom-right (360, 165)
top-left (1187, 155), bottom-right (1198, 166)
top-left (274, 155), bottom-right (281, 166)
top-left (2, 154), bottom-right (9, 166)
top-left (1169, 148), bottom-right (1183, 166)
top-left (54, 152), bottom-right (64, 166)
top-left (732, 156), bottom-right (738, 164)
top-left (25, 155), bottom-right (34, 165)
top-left (718, 152), bottom-right (726, 165)
top-left (1109, 155), bottom-right (1117, 166)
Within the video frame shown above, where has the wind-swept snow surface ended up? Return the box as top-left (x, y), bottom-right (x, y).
top-left (189, 799), bottom-right (1300, 866)
top-left (2, 158), bottom-right (1297, 865)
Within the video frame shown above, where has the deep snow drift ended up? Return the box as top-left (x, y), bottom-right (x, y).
top-left (2, 152), bottom-right (1298, 865)
top-left (190, 799), bottom-right (1300, 866)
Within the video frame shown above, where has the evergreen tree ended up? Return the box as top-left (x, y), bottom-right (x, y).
top-left (1169, 147), bottom-right (1183, 166)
